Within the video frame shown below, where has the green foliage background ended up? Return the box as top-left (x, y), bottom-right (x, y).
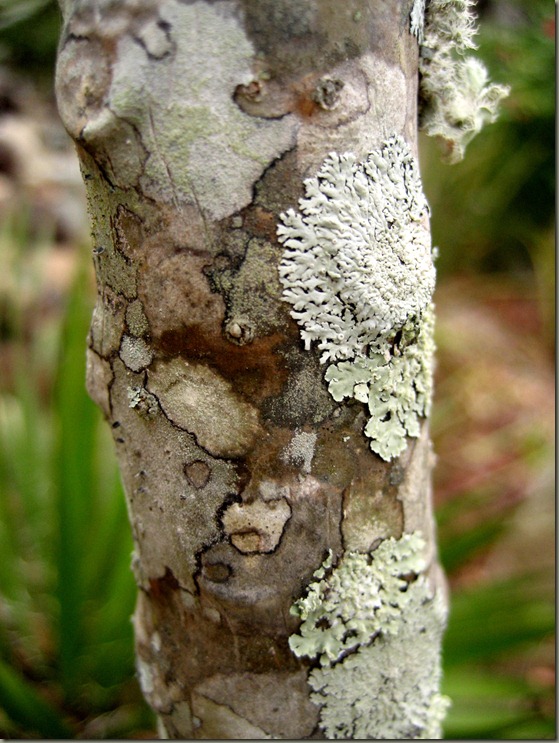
top-left (0, 0), bottom-right (554, 738)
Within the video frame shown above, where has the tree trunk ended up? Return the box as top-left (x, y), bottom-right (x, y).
top-left (55, 1), bottom-right (450, 738)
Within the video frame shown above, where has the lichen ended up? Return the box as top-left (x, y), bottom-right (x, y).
top-left (410, 0), bottom-right (427, 43)
top-left (219, 236), bottom-right (288, 338)
top-left (289, 532), bottom-right (450, 739)
top-left (308, 593), bottom-right (450, 740)
top-left (282, 430), bottom-right (317, 475)
top-left (126, 299), bottom-right (150, 336)
top-left (146, 357), bottom-right (260, 458)
top-left (414, 0), bottom-right (509, 162)
top-left (278, 137), bottom-right (434, 364)
top-left (120, 334), bottom-right (153, 372)
top-left (277, 136), bottom-right (436, 460)
top-left (127, 385), bottom-right (159, 419)
top-left (289, 532), bottom-right (426, 663)
top-left (136, 656), bottom-right (154, 697)
top-left (312, 78), bottom-right (345, 110)
top-left (325, 304), bottom-right (435, 461)
top-left (107, 0), bottom-right (296, 219)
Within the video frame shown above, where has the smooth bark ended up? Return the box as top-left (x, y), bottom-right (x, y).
top-left (56, 1), bottom-right (447, 738)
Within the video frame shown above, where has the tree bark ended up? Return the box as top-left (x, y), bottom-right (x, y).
top-left (55, 1), bottom-right (448, 738)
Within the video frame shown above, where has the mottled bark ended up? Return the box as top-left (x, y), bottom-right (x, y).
top-left (56, 1), bottom-right (447, 738)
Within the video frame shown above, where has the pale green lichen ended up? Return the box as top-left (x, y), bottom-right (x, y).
top-left (325, 304), bottom-right (435, 461)
top-left (289, 532), bottom-right (427, 664)
top-left (308, 591), bottom-right (450, 740)
top-left (127, 385), bottom-right (159, 419)
top-left (289, 533), bottom-right (450, 739)
top-left (277, 136), bottom-right (436, 461)
top-left (414, 0), bottom-right (509, 162)
top-left (278, 137), bottom-right (434, 364)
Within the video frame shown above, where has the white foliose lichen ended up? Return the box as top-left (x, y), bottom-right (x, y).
top-left (278, 137), bottom-right (434, 364)
top-left (289, 533), bottom-right (450, 739)
top-left (410, 0), bottom-right (427, 43)
top-left (414, 0), bottom-right (509, 162)
top-left (277, 136), bottom-right (436, 460)
top-left (325, 304), bottom-right (435, 461)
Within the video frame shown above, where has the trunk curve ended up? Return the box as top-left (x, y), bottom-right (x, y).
top-left (56, 1), bottom-right (448, 738)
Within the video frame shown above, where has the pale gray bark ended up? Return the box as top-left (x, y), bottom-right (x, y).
top-left (56, 1), bottom-right (448, 738)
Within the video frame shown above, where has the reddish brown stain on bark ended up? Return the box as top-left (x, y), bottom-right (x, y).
top-left (156, 327), bottom-right (289, 405)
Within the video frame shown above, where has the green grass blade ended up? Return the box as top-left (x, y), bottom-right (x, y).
top-left (0, 656), bottom-right (73, 738)
top-left (444, 575), bottom-right (555, 666)
top-left (443, 667), bottom-right (555, 740)
top-left (439, 516), bottom-right (507, 573)
top-left (52, 264), bottom-right (97, 695)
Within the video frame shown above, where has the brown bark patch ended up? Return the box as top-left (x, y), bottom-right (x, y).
top-left (138, 249), bottom-right (225, 342)
top-left (184, 460), bottom-right (212, 490)
top-left (194, 671), bottom-right (319, 739)
top-left (158, 327), bottom-right (288, 405)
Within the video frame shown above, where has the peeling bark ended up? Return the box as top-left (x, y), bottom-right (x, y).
top-left (56, 1), bottom-right (448, 738)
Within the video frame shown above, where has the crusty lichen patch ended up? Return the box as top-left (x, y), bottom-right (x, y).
top-left (282, 430), bottom-right (317, 475)
top-left (278, 136), bottom-right (436, 460)
top-left (147, 357), bottom-right (260, 458)
top-left (127, 385), bottom-right (159, 419)
top-left (106, 0), bottom-right (296, 219)
top-left (413, 0), bottom-right (509, 162)
top-left (120, 335), bottom-right (153, 372)
top-left (289, 532), bottom-right (449, 739)
top-left (126, 299), bottom-right (150, 336)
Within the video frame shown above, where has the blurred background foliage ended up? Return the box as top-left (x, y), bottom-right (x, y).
top-left (0, 0), bottom-right (555, 738)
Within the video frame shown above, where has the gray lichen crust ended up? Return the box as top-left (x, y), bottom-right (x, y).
top-left (413, 0), bottom-right (509, 162)
top-left (289, 533), bottom-right (450, 739)
top-left (278, 136), bottom-right (436, 460)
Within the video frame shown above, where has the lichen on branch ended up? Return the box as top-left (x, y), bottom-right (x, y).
top-left (289, 532), bottom-right (449, 739)
top-left (325, 304), bottom-right (435, 461)
top-left (277, 136), bottom-right (436, 460)
top-left (412, 0), bottom-right (509, 162)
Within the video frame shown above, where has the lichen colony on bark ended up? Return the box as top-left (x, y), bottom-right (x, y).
top-left (278, 136), bottom-right (437, 461)
top-left (412, 0), bottom-right (509, 162)
top-left (55, 0), bottom-right (452, 739)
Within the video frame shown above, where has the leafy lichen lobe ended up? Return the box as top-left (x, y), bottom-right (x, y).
top-left (278, 136), bottom-right (436, 460)
top-left (289, 532), bottom-right (449, 739)
top-left (413, 0), bottom-right (509, 162)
